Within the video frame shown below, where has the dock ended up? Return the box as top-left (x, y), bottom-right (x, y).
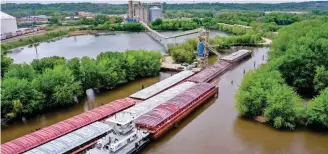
top-left (161, 56), bottom-right (201, 72)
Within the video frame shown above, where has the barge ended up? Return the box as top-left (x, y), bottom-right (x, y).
top-left (187, 60), bottom-right (231, 83)
top-left (86, 82), bottom-right (196, 154)
top-left (135, 83), bottom-right (218, 139)
top-left (1, 98), bottom-right (137, 154)
top-left (24, 122), bottom-right (111, 154)
top-left (220, 49), bottom-right (251, 63)
top-left (130, 70), bottom-right (194, 100)
top-left (1, 49), bottom-right (254, 154)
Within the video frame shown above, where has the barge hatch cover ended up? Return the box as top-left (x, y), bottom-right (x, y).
top-left (130, 70), bottom-right (194, 100)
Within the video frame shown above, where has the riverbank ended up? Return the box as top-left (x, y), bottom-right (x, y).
top-left (235, 18), bottom-right (328, 130)
top-left (1, 50), bottom-right (161, 128)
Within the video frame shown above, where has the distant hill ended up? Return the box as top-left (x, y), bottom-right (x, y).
top-left (2, 1), bottom-right (328, 17)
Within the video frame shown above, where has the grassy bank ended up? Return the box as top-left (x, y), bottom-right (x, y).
top-left (1, 30), bottom-right (72, 50)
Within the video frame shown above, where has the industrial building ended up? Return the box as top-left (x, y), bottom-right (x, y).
top-left (127, 0), bottom-right (163, 23)
top-left (149, 6), bottom-right (162, 22)
top-left (1, 11), bottom-right (18, 34)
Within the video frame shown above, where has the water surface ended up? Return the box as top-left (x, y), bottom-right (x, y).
top-left (141, 47), bottom-right (328, 154)
top-left (8, 31), bottom-right (227, 63)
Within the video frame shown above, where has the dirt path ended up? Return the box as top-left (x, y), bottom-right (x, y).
top-left (261, 37), bottom-right (272, 45)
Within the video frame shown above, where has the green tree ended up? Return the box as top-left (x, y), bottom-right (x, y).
top-left (1, 78), bottom-right (45, 117)
top-left (314, 66), bottom-right (328, 93)
top-left (152, 18), bottom-right (163, 26)
top-left (5, 64), bottom-right (36, 80)
top-left (32, 65), bottom-right (82, 107)
top-left (50, 16), bottom-right (59, 24)
top-left (306, 88), bottom-right (328, 128)
top-left (80, 57), bottom-right (100, 89)
top-left (31, 56), bottom-right (66, 74)
top-left (94, 14), bottom-right (107, 25)
top-left (1, 50), bottom-right (13, 78)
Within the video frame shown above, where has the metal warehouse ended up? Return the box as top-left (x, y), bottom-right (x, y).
top-left (1, 11), bottom-right (18, 34)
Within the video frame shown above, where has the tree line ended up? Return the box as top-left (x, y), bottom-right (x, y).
top-left (2, 2), bottom-right (328, 17)
top-left (1, 50), bottom-right (161, 121)
top-left (235, 18), bottom-right (328, 129)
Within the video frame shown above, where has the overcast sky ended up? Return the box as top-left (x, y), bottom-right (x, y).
top-left (1, 0), bottom-right (327, 4)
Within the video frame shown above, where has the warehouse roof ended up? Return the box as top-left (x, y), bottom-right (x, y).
top-left (0, 11), bottom-right (15, 20)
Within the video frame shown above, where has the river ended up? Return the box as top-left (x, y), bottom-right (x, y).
top-left (2, 30), bottom-right (227, 143)
top-left (8, 31), bottom-right (228, 64)
top-left (3, 31), bottom-right (328, 153)
top-left (141, 47), bottom-right (328, 154)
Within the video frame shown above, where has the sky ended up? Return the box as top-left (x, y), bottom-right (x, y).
top-left (1, 0), bottom-right (327, 4)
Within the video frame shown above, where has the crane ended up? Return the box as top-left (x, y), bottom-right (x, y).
top-left (196, 28), bottom-right (221, 70)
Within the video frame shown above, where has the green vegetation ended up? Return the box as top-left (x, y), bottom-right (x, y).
top-left (163, 2), bottom-right (327, 11)
top-left (210, 32), bottom-right (262, 49)
top-left (70, 15), bottom-right (143, 31)
top-left (1, 3), bottom-right (127, 17)
top-left (215, 24), bottom-right (248, 35)
top-left (1, 30), bottom-right (71, 50)
top-left (306, 88), bottom-right (328, 128)
top-left (17, 22), bottom-right (44, 28)
top-left (1, 50), bottom-right (161, 120)
top-left (82, 22), bottom-right (144, 32)
top-left (216, 12), bottom-right (263, 26)
top-left (150, 19), bottom-right (199, 30)
top-left (235, 18), bottom-right (328, 130)
top-left (168, 39), bottom-right (197, 64)
top-left (164, 10), bottom-right (214, 19)
top-left (4, 2), bottom-right (328, 17)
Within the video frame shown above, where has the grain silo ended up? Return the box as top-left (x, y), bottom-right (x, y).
top-left (149, 6), bottom-right (162, 22)
top-left (1, 11), bottom-right (18, 34)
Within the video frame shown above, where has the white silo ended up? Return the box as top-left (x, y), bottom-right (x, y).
top-left (149, 6), bottom-right (162, 22)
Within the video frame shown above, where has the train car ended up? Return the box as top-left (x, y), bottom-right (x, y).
top-left (135, 83), bottom-right (218, 139)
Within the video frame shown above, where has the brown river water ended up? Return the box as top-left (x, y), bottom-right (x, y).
top-left (2, 37), bottom-right (328, 153)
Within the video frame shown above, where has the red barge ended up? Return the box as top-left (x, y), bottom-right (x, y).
top-left (135, 83), bottom-right (218, 139)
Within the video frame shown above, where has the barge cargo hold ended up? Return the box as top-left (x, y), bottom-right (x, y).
top-left (24, 122), bottom-right (110, 154)
top-left (107, 82), bottom-right (196, 126)
top-left (220, 49), bottom-right (251, 63)
top-left (135, 83), bottom-right (218, 139)
top-left (130, 70), bottom-right (194, 100)
top-left (1, 98), bottom-right (137, 154)
top-left (187, 61), bottom-right (231, 83)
